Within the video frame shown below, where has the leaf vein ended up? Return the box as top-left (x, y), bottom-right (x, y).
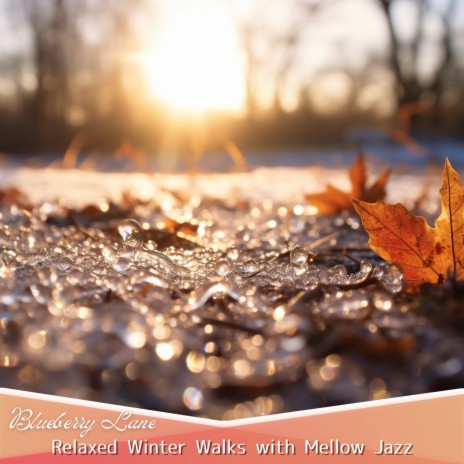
top-left (356, 201), bottom-right (441, 278)
top-left (451, 197), bottom-right (464, 216)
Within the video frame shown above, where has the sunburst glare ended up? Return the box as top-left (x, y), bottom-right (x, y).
top-left (142, 1), bottom-right (245, 115)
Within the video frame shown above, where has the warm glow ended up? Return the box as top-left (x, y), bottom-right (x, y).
top-left (142, 1), bottom-right (245, 115)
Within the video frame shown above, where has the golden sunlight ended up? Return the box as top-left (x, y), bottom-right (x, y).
top-left (142, 1), bottom-right (245, 115)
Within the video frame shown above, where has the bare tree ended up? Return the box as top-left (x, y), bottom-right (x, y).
top-left (15, 0), bottom-right (155, 148)
top-left (19, 0), bottom-right (82, 141)
top-left (228, 0), bottom-right (328, 116)
top-left (378, 0), bottom-right (458, 107)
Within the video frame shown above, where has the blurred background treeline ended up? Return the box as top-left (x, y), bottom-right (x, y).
top-left (0, 0), bottom-right (463, 160)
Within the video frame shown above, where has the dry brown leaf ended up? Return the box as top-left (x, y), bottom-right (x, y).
top-left (354, 158), bottom-right (464, 284)
top-left (353, 200), bottom-right (439, 284)
top-left (306, 154), bottom-right (390, 214)
top-left (435, 158), bottom-right (464, 281)
top-left (0, 187), bottom-right (30, 207)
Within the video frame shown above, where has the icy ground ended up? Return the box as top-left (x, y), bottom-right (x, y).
top-left (0, 165), bottom-right (462, 420)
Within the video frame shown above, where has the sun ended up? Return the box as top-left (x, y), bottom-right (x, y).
top-left (142, 1), bottom-right (245, 115)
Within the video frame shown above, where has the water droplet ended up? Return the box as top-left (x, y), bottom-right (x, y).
top-left (290, 246), bottom-right (308, 265)
top-left (372, 265), bottom-right (385, 279)
top-left (50, 256), bottom-right (73, 273)
top-left (118, 219), bottom-right (144, 248)
top-left (215, 260), bottom-right (231, 277)
top-left (227, 247), bottom-right (240, 261)
top-left (372, 292), bottom-right (393, 311)
top-left (290, 263), bottom-right (308, 277)
top-left (241, 259), bottom-right (260, 277)
top-left (381, 264), bottom-right (403, 293)
top-left (112, 256), bottom-right (132, 273)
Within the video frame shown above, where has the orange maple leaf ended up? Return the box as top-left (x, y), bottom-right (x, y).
top-left (353, 158), bottom-right (464, 284)
top-left (306, 154), bottom-right (390, 214)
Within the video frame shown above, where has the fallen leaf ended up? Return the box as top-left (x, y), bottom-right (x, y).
top-left (353, 158), bottom-right (464, 284)
top-left (435, 158), bottom-right (464, 280)
top-left (353, 200), bottom-right (439, 284)
top-left (0, 187), bottom-right (30, 207)
top-left (306, 154), bottom-right (390, 214)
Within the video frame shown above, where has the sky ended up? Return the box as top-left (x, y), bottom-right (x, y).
top-left (118, 0), bottom-right (464, 115)
top-left (0, 0), bottom-right (463, 117)
top-left (139, 0), bottom-right (393, 114)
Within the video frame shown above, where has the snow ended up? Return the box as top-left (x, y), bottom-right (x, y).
top-left (0, 166), bottom-right (438, 207)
